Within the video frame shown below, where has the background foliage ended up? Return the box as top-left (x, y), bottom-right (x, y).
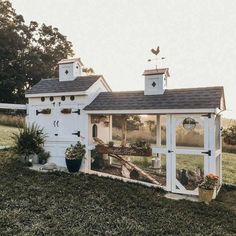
top-left (0, 0), bottom-right (74, 103)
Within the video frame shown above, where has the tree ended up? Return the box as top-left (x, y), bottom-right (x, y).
top-left (145, 120), bottom-right (156, 135)
top-left (222, 125), bottom-right (236, 145)
top-left (112, 115), bottom-right (143, 146)
top-left (0, 0), bottom-right (74, 103)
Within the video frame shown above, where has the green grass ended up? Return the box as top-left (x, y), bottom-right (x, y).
top-left (222, 152), bottom-right (236, 184)
top-left (0, 152), bottom-right (235, 235)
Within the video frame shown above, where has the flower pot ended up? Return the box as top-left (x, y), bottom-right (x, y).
top-left (199, 187), bottom-right (215, 203)
top-left (65, 159), bottom-right (82, 173)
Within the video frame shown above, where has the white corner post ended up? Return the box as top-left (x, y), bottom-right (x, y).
top-left (219, 115), bottom-right (223, 185)
top-left (208, 114), bottom-right (216, 174)
top-left (109, 115), bottom-right (113, 141)
top-left (153, 115), bottom-right (162, 171)
top-left (165, 115), bottom-right (172, 191)
top-left (82, 114), bottom-right (91, 173)
top-left (109, 115), bottom-right (113, 165)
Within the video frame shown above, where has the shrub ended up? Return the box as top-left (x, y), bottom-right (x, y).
top-left (38, 150), bottom-right (50, 164)
top-left (222, 125), bottom-right (236, 145)
top-left (12, 123), bottom-right (47, 161)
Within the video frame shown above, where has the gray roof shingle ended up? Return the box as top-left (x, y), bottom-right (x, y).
top-left (26, 75), bottom-right (101, 95)
top-left (84, 86), bottom-right (225, 111)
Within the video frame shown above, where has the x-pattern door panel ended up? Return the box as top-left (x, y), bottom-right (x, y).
top-left (170, 114), bottom-right (210, 195)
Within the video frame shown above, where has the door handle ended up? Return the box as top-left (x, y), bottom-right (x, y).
top-left (56, 120), bottom-right (59, 127)
top-left (201, 150), bottom-right (211, 156)
top-left (168, 150), bottom-right (173, 153)
top-left (53, 120), bottom-right (56, 127)
top-left (72, 131), bottom-right (80, 137)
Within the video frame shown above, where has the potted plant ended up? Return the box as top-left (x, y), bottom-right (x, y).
top-left (65, 141), bottom-right (86, 173)
top-left (198, 173), bottom-right (219, 203)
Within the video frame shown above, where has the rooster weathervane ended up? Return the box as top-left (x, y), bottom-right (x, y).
top-left (148, 46), bottom-right (165, 69)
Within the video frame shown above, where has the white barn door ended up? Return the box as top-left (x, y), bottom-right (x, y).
top-left (58, 104), bottom-right (81, 141)
top-left (28, 104), bottom-right (58, 139)
top-left (169, 114), bottom-right (210, 195)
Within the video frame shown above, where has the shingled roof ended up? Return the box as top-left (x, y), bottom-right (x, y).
top-left (26, 75), bottom-right (101, 95)
top-left (84, 86), bottom-right (225, 111)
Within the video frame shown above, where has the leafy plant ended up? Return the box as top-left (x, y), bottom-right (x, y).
top-left (108, 141), bottom-right (114, 147)
top-left (130, 140), bottom-right (151, 150)
top-left (199, 173), bottom-right (219, 190)
top-left (65, 141), bottom-right (86, 160)
top-left (222, 125), bottom-right (236, 145)
top-left (12, 123), bottom-right (47, 161)
top-left (38, 150), bottom-right (50, 164)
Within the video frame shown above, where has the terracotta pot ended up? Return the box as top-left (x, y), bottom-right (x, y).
top-left (199, 187), bottom-right (215, 203)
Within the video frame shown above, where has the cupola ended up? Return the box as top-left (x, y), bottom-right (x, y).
top-left (143, 68), bottom-right (170, 95)
top-left (58, 58), bottom-right (84, 82)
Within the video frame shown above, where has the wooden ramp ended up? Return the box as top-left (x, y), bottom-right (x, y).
top-left (109, 153), bottom-right (160, 186)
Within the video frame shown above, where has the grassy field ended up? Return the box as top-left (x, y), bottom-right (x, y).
top-left (0, 125), bottom-right (19, 147)
top-left (0, 152), bottom-right (235, 235)
top-left (0, 125), bottom-right (235, 183)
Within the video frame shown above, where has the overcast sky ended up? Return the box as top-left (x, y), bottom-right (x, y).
top-left (11, 0), bottom-right (236, 119)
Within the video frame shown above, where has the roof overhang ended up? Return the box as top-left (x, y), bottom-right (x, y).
top-left (84, 108), bottom-right (217, 115)
top-left (58, 58), bottom-right (84, 66)
top-left (99, 75), bottom-right (112, 92)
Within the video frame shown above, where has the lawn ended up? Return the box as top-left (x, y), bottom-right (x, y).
top-left (0, 151), bottom-right (235, 235)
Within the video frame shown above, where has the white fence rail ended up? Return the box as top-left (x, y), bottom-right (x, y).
top-left (0, 103), bottom-right (27, 110)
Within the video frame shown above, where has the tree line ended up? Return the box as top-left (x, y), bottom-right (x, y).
top-left (0, 0), bottom-right (74, 103)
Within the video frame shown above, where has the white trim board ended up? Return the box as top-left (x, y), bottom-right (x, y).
top-left (0, 103), bottom-right (27, 110)
top-left (85, 109), bottom-right (216, 115)
top-left (89, 170), bottom-right (166, 190)
top-left (25, 91), bottom-right (87, 98)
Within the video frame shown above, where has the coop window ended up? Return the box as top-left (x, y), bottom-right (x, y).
top-left (61, 96), bottom-right (66, 101)
top-left (41, 97), bottom-right (45, 102)
top-left (92, 124), bottom-right (98, 138)
top-left (70, 95), bottom-right (75, 101)
top-left (49, 96), bottom-right (54, 102)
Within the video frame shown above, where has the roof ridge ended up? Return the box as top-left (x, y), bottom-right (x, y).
top-left (98, 86), bottom-right (224, 94)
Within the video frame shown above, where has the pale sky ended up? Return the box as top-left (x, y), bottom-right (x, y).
top-left (11, 0), bottom-right (236, 119)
